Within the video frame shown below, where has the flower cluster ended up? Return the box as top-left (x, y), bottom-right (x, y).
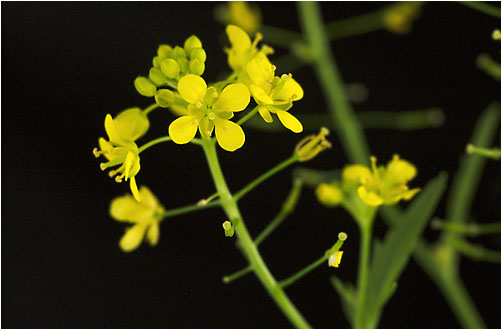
top-left (316, 155), bottom-right (420, 208)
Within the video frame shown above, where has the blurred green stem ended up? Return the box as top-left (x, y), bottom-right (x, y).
top-left (355, 221), bottom-right (373, 328)
top-left (458, 1), bottom-right (501, 18)
top-left (298, 1), bottom-right (370, 165)
top-left (432, 219), bottom-right (501, 236)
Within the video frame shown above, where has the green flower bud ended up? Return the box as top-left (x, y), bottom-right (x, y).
top-left (155, 89), bottom-right (175, 108)
top-left (184, 35), bottom-right (203, 56)
top-left (134, 76), bottom-right (157, 97)
top-left (190, 48), bottom-right (207, 63)
top-left (189, 58), bottom-right (205, 75)
top-left (160, 58), bottom-right (180, 79)
top-left (176, 57), bottom-right (189, 74)
top-left (149, 67), bottom-right (167, 86)
top-left (157, 44), bottom-right (173, 58)
top-left (152, 56), bottom-right (162, 68)
top-left (172, 46), bottom-right (187, 59)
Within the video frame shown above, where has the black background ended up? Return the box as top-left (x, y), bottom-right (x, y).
top-left (2, 2), bottom-right (501, 328)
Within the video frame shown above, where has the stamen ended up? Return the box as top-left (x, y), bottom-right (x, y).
top-left (99, 163), bottom-right (107, 171)
top-left (212, 91), bottom-right (218, 98)
top-left (115, 176), bottom-right (123, 183)
top-left (92, 147), bottom-right (101, 158)
top-left (108, 170), bottom-right (117, 177)
top-left (266, 79), bottom-right (273, 84)
top-left (196, 102), bottom-right (203, 109)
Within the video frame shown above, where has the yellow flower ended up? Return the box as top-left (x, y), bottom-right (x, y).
top-left (110, 186), bottom-right (165, 252)
top-left (225, 24), bottom-right (273, 73)
top-left (342, 155), bottom-right (420, 206)
top-left (244, 53), bottom-right (304, 133)
top-left (93, 108), bottom-right (149, 202)
top-left (328, 251), bottom-right (344, 268)
top-left (316, 183), bottom-right (343, 207)
top-left (168, 74), bottom-right (250, 152)
top-left (227, 1), bottom-right (262, 35)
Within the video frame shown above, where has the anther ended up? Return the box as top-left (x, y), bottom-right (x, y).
top-left (196, 102), bottom-right (203, 109)
top-left (93, 148), bottom-right (101, 158)
top-left (115, 176), bottom-right (123, 183)
top-left (99, 163), bottom-right (107, 171)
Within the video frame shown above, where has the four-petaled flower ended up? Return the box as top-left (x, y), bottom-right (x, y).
top-left (93, 108), bottom-right (149, 202)
top-left (225, 24), bottom-right (272, 73)
top-left (168, 74), bottom-right (250, 152)
top-left (110, 186), bottom-right (165, 252)
top-left (243, 52), bottom-right (304, 133)
top-left (343, 155), bottom-right (420, 206)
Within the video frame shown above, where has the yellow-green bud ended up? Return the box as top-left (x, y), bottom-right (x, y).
top-left (222, 220), bottom-right (234, 237)
top-left (492, 29), bottom-right (501, 40)
top-left (160, 58), bottom-right (180, 79)
top-left (134, 76), bottom-right (157, 97)
top-left (158, 44), bottom-right (173, 58)
top-left (184, 35), bottom-right (202, 56)
top-left (152, 56), bottom-right (162, 68)
top-left (189, 58), bottom-right (205, 75)
top-left (172, 46), bottom-right (187, 59)
top-left (315, 183), bottom-right (343, 207)
top-left (176, 57), bottom-right (189, 73)
top-left (149, 67), bottom-right (167, 86)
top-left (155, 89), bottom-right (175, 108)
top-left (190, 48), bottom-right (207, 62)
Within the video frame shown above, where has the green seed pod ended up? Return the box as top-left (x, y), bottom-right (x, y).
top-left (172, 46), bottom-right (187, 60)
top-left (157, 44), bottom-right (173, 58)
top-left (189, 58), bottom-right (205, 76)
top-left (184, 35), bottom-right (202, 56)
top-left (134, 76), bottom-right (157, 97)
top-left (149, 67), bottom-right (167, 86)
top-left (152, 56), bottom-right (162, 68)
top-left (176, 57), bottom-right (189, 74)
top-left (155, 89), bottom-right (175, 108)
top-left (160, 58), bottom-right (180, 79)
top-left (190, 48), bottom-right (207, 63)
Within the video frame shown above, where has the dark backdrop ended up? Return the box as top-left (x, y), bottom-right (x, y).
top-left (2, 2), bottom-right (500, 328)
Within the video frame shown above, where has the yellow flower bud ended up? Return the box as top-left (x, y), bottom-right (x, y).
top-left (172, 46), bottom-right (187, 59)
top-left (149, 67), bottom-right (167, 86)
top-left (492, 29), bottom-right (501, 40)
top-left (152, 56), bottom-right (162, 68)
top-left (184, 35), bottom-right (203, 56)
top-left (189, 58), bottom-right (205, 75)
top-left (190, 48), bottom-right (207, 63)
top-left (134, 76), bottom-right (157, 97)
top-left (155, 89), bottom-right (175, 108)
top-left (316, 183), bottom-right (343, 207)
top-left (160, 58), bottom-right (180, 79)
top-left (294, 127), bottom-right (331, 162)
top-left (157, 44), bottom-right (173, 58)
top-left (176, 57), bottom-right (189, 74)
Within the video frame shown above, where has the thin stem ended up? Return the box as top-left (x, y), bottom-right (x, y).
top-left (476, 53), bottom-right (501, 80)
top-left (449, 237), bottom-right (501, 263)
top-left (156, 200), bottom-right (220, 219)
top-left (260, 25), bottom-right (302, 49)
top-left (355, 222), bottom-right (373, 328)
top-left (431, 219), bottom-right (501, 236)
top-left (200, 137), bottom-right (311, 329)
top-left (325, 8), bottom-right (385, 40)
top-left (458, 1), bottom-right (501, 18)
top-left (466, 143), bottom-right (501, 160)
top-left (279, 255), bottom-right (326, 289)
top-left (234, 155), bottom-right (299, 201)
top-left (237, 106), bottom-right (259, 126)
top-left (223, 266), bottom-right (253, 284)
top-left (298, 2), bottom-right (370, 165)
top-left (254, 179), bottom-right (303, 246)
top-left (143, 103), bottom-right (160, 115)
top-left (138, 136), bottom-right (172, 154)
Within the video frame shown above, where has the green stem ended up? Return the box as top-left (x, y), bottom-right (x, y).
top-left (355, 222), bottom-right (373, 328)
top-left (431, 219), bottom-right (501, 236)
top-left (466, 143), bottom-right (501, 160)
top-left (449, 237), bottom-right (501, 263)
top-left (476, 53), bottom-right (501, 80)
top-left (279, 255), bottom-right (327, 289)
top-left (234, 155), bottom-right (299, 201)
top-left (157, 200), bottom-right (220, 219)
top-left (254, 179), bottom-right (303, 246)
top-left (237, 106), bottom-right (259, 126)
top-left (223, 266), bottom-right (253, 284)
top-left (260, 25), bottom-right (303, 49)
top-left (138, 136), bottom-right (172, 153)
top-left (200, 137), bottom-right (311, 329)
top-left (325, 8), bottom-right (385, 40)
top-left (143, 103), bottom-right (160, 115)
top-left (298, 2), bottom-right (370, 165)
top-left (458, 1), bottom-right (501, 18)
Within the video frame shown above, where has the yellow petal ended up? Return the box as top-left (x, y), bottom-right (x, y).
top-left (357, 186), bottom-right (384, 206)
top-left (139, 186), bottom-right (161, 210)
top-left (177, 74), bottom-right (207, 104)
top-left (226, 24), bottom-right (251, 51)
top-left (246, 53), bottom-right (273, 88)
top-left (342, 165), bottom-right (372, 187)
top-left (104, 114), bottom-right (122, 143)
top-left (258, 106), bottom-right (273, 123)
top-left (214, 117), bottom-right (245, 152)
top-left (168, 115), bottom-right (199, 144)
top-left (273, 77), bottom-right (304, 102)
top-left (146, 222), bottom-right (160, 246)
top-left (316, 183), bottom-right (343, 207)
top-left (276, 110), bottom-right (303, 133)
top-left (119, 224), bottom-right (148, 252)
top-left (130, 176), bottom-right (141, 202)
top-left (213, 83), bottom-right (250, 112)
top-left (109, 194), bottom-right (151, 223)
top-left (114, 108), bottom-right (150, 141)
top-left (402, 187), bottom-right (420, 200)
top-left (250, 84), bottom-right (273, 105)
top-left (386, 155), bottom-right (417, 183)
top-left (328, 251), bottom-right (344, 268)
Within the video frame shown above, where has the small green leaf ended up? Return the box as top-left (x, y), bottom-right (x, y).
top-left (330, 276), bottom-right (356, 327)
